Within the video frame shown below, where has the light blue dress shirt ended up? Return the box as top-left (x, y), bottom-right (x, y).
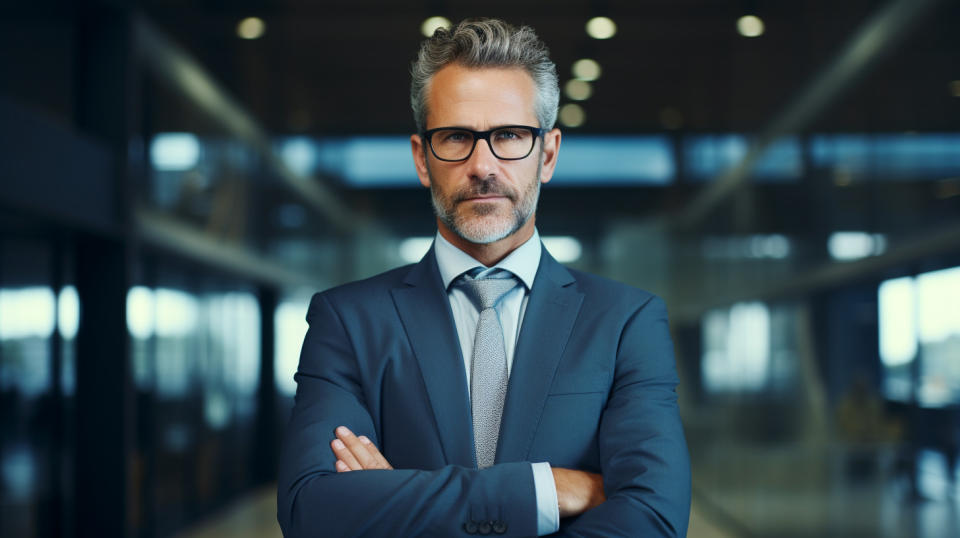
top-left (434, 229), bottom-right (560, 535)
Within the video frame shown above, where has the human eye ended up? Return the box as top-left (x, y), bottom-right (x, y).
top-left (438, 130), bottom-right (470, 143)
top-left (493, 128), bottom-right (526, 141)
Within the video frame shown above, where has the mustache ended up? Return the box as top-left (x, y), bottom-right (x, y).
top-left (452, 177), bottom-right (517, 203)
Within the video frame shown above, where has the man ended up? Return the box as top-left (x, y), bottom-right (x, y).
top-left (277, 18), bottom-right (690, 537)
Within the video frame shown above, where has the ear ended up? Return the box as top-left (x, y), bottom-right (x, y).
top-left (538, 128), bottom-right (562, 184)
top-left (410, 134), bottom-right (431, 188)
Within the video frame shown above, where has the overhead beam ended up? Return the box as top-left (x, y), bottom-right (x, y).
top-left (135, 208), bottom-right (323, 289)
top-left (673, 0), bottom-right (944, 231)
top-left (133, 16), bottom-right (357, 232)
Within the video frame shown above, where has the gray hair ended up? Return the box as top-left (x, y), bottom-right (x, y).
top-left (410, 18), bottom-right (560, 133)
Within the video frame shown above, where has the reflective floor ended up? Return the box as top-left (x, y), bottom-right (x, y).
top-left (177, 452), bottom-right (960, 538)
top-left (175, 485), bottom-right (737, 538)
top-left (693, 442), bottom-right (960, 537)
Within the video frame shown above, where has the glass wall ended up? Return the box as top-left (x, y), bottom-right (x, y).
top-left (127, 257), bottom-right (263, 537)
top-left (0, 235), bottom-right (75, 537)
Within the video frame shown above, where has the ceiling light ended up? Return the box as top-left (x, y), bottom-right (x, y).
top-left (572, 59), bottom-right (601, 81)
top-left (559, 103), bottom-right (586, 128)
top-left (586, 17), bottom-right (617, 40)
top-left (736, 15), bottom-right (764, 37)
top-left (565, 79), bottom-right (592, 101)
top-left (236, 17), bottom-right (266, 40)
top-left (950, 80), bottom-right (960, 97)
top-left (421, 16), bottom-right (451, 37)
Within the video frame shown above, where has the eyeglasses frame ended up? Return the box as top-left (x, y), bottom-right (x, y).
top-left (421, 125), bottom-right (545, 162)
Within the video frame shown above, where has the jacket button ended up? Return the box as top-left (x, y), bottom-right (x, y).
top-left (463, 520), bottom-right (478, 534)
top-left (492, 520), bottom-right (508, 534)
top-left (477, 520), bottom-right (492, 535)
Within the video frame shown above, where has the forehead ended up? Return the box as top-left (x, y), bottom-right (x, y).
top-left (426, 64), bottom-right (538, 129)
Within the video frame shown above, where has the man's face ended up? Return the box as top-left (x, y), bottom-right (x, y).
top-left (411, 64), bottom-right (560, 245)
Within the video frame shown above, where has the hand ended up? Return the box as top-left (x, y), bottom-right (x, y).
top-left (552, 468), bottom-right (605, 518)
top-left (330, 426), bottom-right (393, 472)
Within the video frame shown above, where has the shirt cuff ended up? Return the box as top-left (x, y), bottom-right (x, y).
top-left (531, 462), bottom-right (560, 535)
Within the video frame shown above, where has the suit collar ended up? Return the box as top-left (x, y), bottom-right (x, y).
top-left (496, 251), bottom-right (582, 463)
top-left (395, 248), bottom-right (475, 466)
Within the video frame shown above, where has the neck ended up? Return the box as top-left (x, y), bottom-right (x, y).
top-left (437, 218), bottom-right (536, 267)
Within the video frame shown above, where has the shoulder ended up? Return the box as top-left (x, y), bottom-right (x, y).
top-left (328, 264), bottom-right (415, 298)
top-left (308, 263), bottom-right (416, 316)
top-left (565, 267), bottom-right (661, 310)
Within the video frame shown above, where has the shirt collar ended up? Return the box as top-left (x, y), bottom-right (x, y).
top-left (434, 229), bottom-right (541, 291)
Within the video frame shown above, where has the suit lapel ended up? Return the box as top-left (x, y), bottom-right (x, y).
top-left (496, 250), bottom-right (584, 463)
top-left (390, 248), bottom-right (475, 468)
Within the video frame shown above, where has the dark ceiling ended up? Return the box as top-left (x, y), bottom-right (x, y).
top-left (140, 0), bottom-right (960, 136)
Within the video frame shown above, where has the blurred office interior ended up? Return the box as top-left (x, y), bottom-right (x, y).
top-left (1, 0), bottom-right (960, 536)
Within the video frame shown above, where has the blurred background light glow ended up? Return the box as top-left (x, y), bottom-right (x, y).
top-left (236, 17), bottom-right (265, 40)
top-left (564, 79), bottom-right (592, 101)
top-left (275, 299), bottom-right (310, 397)
top-left (150, 133), bottom-right (200, 171)
top-left (0, 287), bottom-right (56, 340)
top-left (280, 137), bottom-right (317, 176)
top-left (915, 266), bottom-right (960, 345)
top-left (154, 288), bottom-right (199, 337)
top-left (421, 16), bottom-right (451, 37)
top-left (57, 286), bottom-right (79, 340)
top-left (551, 136), bottom-right (674, 185)
top-left (126, 286), bottom-right (154, 340)
top-left (572, 59), bottom-right (601, 81)
top-left (702, 302), bottom-right (771, 392)
top-left (398, 237), bottom-right (433, 264)
top-left (542, 236), bottom-right (582, 263)
top-left (737, 15), bottom-right (765, 37)
top-left (827, 232), bottom-right (887, 261)
top-left (586, 17), bottom-right (617, 39)
top-left (878, 276), bottom-right (917, 367)
top-left (559, 103), bottom-right (585, 128)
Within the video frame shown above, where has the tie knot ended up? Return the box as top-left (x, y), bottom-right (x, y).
top-left (458, 271), bottom-right (518, 310)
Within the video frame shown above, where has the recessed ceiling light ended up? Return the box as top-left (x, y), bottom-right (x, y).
top-left (559, 103), bottom-right (586, 128)
top-left (572, 59), bottom-right (601, 81)
top-left (565, 79), bottom-right (592, 101)
top-left (421, 16), bottom-right (452, 37)
top-left (237, 17), bottom-right (266, 40)
top-left (586, 17), bottom-right (617, 40)
top-left (737, 15), bottom-right (764, 37)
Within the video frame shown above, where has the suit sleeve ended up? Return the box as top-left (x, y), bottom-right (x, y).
top-left (559, 295), bottom-right (691, 537)
top-left (277, 292), bottom-right (539, 538)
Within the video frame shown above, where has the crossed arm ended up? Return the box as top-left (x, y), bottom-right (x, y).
top-left (329, 425), bottom-right (606, 518)
top-left (278, 292), bottom-right (690, 537)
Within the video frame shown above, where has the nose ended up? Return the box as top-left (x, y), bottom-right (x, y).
top-left (465, 136), bottom-right (499, 178)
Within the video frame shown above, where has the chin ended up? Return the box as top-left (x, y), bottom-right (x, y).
top-left (454, 215), bottom-right (518, 245)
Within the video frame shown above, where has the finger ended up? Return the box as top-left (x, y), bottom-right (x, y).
top-left (330, 437), bottom-right (362, 471)
top-left (335, 459), bottom-right (350, 473)
top-left (336, 426), bottom-right (379, 470)
top-left (359, 436), bottom-right (393, 470)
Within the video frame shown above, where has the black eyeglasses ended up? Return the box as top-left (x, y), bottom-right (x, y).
top-left (421, 125), bottom-right (544, 162)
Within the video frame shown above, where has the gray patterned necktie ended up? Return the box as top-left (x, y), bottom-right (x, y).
top-left (458, 271), bottom-right (518, 469)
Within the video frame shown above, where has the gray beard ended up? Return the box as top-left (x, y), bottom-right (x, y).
top-left (429, 161), bottom-right (542, 245)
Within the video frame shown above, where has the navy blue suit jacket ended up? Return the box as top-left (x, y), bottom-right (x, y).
top-left (277, 247), bottom-right (690, 537)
